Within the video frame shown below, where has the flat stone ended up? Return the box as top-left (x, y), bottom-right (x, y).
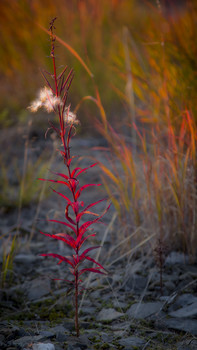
top-left (14, 254), bottom-right (39, 264)
top-left (127, 302), bottom-right (163, 319)
top-left (26, 278), bottom-right (51, 301)
top-left (101, 333), bottom-right (114, 342)
top-left (49, 325), bottom-right (66, 333)
top-left (97, 308), bottom-right (124, 321)
top-left (164, 318), bottom-right (197, 336)
top-left (165, 252), bottom-right (189, 265)
top-left (165, 280), bottom-right (176, 291)
top-left (39, 331), bottom-right (54, 339)
top-left (177, 339), bottom-right (197, 350)
top-left (11, 335), bottom-right (46, 347)
top-left (113, 300), bottom-right (127, 309)
top-left (169, 301), bottom-right (197, 318)
top-left (0, 341), bottom-right (5, 349)
top-left (169, 294), bottom-right (197, 311)
top-left (125, 273), bottom-right (148, 292)
top-left (33, 344), bottom-right (55, 350)
top-left (56, 332), bottom-right (68, 342)
top-left (118, 336), bottom-right (145, 348)
top-left (81, 306), bottom-right (96, 315)
top-left (67, 346), bottom-right (81, 350)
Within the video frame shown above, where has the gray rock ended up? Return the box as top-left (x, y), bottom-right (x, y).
top-left (165, 280), bottom-right (176, 291)
top-left (50, 325), bottom-right (66, 334)
top-left (11, 335), bottom-right (47, 347)
top-left (97, 308), bottom-right (124, 321)
top-left (67, 346), bottom-right (81, 350)
top-left (33, 344), bottom-right (55, 350)
top-left (39, 331), bottom-right (54, 339)
top-left (26, 278), bottom-right (51, 301)
top-left (81, 306), bottom-right (96, 315)
top-left (165, 252), bottom-right (189, 265)
top-left (15, 254), bottom-right (39, 264)
top-left (177, 340), bottom-right (197, 350)
top-left (56, 332), bottom-right (68, 342)
top-left (169, 294), bottom-right (197, 311)
top-left (169, 301), bottom-right (197, 318)
top-left (164, 318), bottom-right (197, 335)
top-left (113, 300), bottom-right (127, 310)
top-left (118, 336), bottom-right (145, 348)
top-left (127, 301), bottom-right (163, 319)
top-left (0, 341), bottom-right (6, 349)
top-left (125, 273), bottom-right (148, 292)
top-left (0, 334), bottom-right (5, 342)
top-left (101, 333), bottom-right (114, 342)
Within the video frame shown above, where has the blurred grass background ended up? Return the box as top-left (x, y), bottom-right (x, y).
top-left (1, 0), bottom-right (197, 128)
top-left (0, 0), bottom-right (197, 278)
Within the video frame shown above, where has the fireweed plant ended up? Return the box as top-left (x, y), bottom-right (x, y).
top-left (29, 19), bottom-right (109, 337)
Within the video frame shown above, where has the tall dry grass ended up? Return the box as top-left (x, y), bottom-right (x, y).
top-left (99, 111), bottom-right (197, 258)
top-left (1, 0), bottom-right (197, 263)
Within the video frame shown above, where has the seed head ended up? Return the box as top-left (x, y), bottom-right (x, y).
top-left (28, 87), bottom-right (62, 113)
top-left (64, 108), bottom-right (79, 125)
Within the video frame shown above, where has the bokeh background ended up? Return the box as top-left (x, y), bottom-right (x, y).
top-left (0, 0), bottom-right (197, 287)
top-left (1, 0), bottom-right (197, 128)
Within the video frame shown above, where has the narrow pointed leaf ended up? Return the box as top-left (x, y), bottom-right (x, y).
top-left (51, 188), bottom-right (71, 203)
top-left (65, 204), bottom-right (77, 225)
top-left (48, 219), bottom-right (77, 235)
top-left (38, 178), bottom-right (70, 187)
top-left (77, 198), bottom-right (107, 221)
top-left (78, 203), bottom-right (111, 237)
top-left (57, 65), bottom-right (68, 80)
top-left (50, 170), bottom-right (69, 180)
top-left (40, 253), bottom-right (74, 267)
top-left (78, 268), bottom-right (106, 276)
top-left (75, 184), bottom-right (101, 199)
top-left (85, 256), bottom-right (105, 270)
top-left (78, 233), bottom-right (96, 249)
top-left (72, 163), bottom-right (99, 178)
top-left (81, 246), bottom-right (100, 257)
top-left (40, 231), bottom-right (76, 249)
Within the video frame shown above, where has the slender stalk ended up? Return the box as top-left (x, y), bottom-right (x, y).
top-left (75, 269), bottom-right (79, 337)
top-left (31, 19), bottom-right (108, 338)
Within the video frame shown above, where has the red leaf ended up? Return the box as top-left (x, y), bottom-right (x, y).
top-left (38, 178), bottom-right (70, 187)
top-left (78, 203), bottom-right (111, 237)
top-left (40, 253), bottom-right (74, 267)
top-left (85, 256), bottom-right (105, 270)
top-left (53, 278), bottom-right (74, 284)
top-left (68, 178), bottom-right (79, 193)
top-left (78, 267), bottom-right (106, 276)
top-left (65, 204), bottom-right (77, 225)
top-left (48, 219), bottom-right (77, 235)
top-left (77, 233), bottom-right (96, 249)
top-left (49, 170), bottom-right (69, 180)
top-left (81, 246), bottom-right (100, 257)
top-left (72, 163), bottom-right (98, 178)
top-left (51, 188), bottom-right (71, 203)
top-left (71, 201), bottom-right (84, 215)
top-left (40, 231), bottom-right (76, 249)
top-left (75, 184), bottom-right (101, 200)
top-left (67, 156), bottom-right (77, 167)
top-left (71, 167), bottom-right (81, 178)
top-left (76, 198), bottom-right (106, 222)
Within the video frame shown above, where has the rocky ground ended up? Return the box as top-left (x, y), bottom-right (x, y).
top-left (0, 124), bottom-right (197, 350)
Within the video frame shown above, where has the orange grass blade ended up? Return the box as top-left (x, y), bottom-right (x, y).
top-left (36, 23), bottom-right (94, 78)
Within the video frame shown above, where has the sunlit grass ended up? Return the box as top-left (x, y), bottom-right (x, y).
top-left (1, 0), bottom-right (196, 122)
top-left (0, 0), bottom-right (197, 273)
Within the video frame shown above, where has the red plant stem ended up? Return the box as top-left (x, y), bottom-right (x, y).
top-left (67, 160), bottom-right (80, 336)
top-left (159, 253), bottom-right (163, 296)
top-left (75, 269), bottom-right (79, 337)
top-left (50, 26), bottom-right (80, 336)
